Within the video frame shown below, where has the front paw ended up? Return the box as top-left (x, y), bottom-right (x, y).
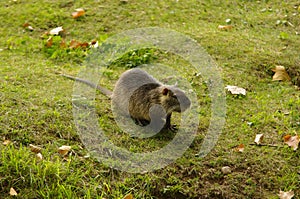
top-left (164, 124), bottom-right (178, 132)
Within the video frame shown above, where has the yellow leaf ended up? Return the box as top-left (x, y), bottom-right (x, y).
top-left (254, 134), bottom-right (264, 145)
top-left (58, 145), bottom-right (71, 156)
top-left (278, 190), bottom-right (294, 199)
top-left (272, 65), bottom-right (291, 81)
top-left (9, 187), bottom-right (17, 196)
top-left (122, 193), bottom-right (133, 199)
top-left (72, 8), bottom-right (85, 19)
top-left (29, 144), bottom-right (42, 153)
top-left (218, 25), bottom-right (233, 30)
top-left (283, 135), bottom-right (299, 151)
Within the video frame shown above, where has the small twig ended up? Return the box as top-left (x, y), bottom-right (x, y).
top-left (249, 143), bottom-right (283, 148)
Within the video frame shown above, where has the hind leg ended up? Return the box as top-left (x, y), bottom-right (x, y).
top-left (133, 118), bottom-right (150, 126)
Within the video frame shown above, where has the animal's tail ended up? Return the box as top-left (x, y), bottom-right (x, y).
top-left (61, 74), bottom-right (112, 98)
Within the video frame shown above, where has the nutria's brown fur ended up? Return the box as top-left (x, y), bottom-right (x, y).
top-left (62, 68), bottom-right (191, 129)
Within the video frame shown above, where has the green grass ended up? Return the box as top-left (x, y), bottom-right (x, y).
top-left (1, 0), bottom-right (300, 198)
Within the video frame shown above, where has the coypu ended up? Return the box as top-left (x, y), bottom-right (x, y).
top-left (62, 68), bottom-right (191, 130)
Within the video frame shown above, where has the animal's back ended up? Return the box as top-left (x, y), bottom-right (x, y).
top-left (111, 68), bottom-right (161, 116)
top-left (112, 68), bottom-right (159, 96)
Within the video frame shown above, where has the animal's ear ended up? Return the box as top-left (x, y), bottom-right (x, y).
top-left (162, 87), bottom-right (169, 95)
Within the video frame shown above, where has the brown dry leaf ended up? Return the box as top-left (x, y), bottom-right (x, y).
top-left (49, 26), bottom-right (64, 35)
top-left (218, 25), bottom-right (233, 30)
top-left (36, 153), bottom-right (43, 160)
top-left (254, 134), bottom-right (264, 145)
top-left (225, 85), bottom-right (246, 95)
top-left (278, 190), bottom-right (294, 199)
top-left (122, 193), bottom-right (133, 199)
top-left (46, 36), bottom-right (53, 47)
top-left (3, 140), bottom-right (11, 146)
top-left (72, 8), bottom-right (85, 19)
top-left (23, 22), bottom-right (30, 28)
top-left (272, 65), bottom-right (291, 81)
top-left (9, 187), bottom-right (18, 196)
top-left (235, 144), bottom-right (245, 152)
top-left (58, 145), bottom-right (71, 156)
top-left (283, 135), bottom-right (291, 142)
top-left (29, 144), bottom-right (42, 153)
top-left (60, 39), bottom-right (67, 48)
top-left (23, 22), bottom-right (34, 31)
top-left (80, 42), bottom-right (89, 48)
top-left (69, 40), bottom-right (82, 49)
top-left (283, 134), bottom-right (299, 151)
top-left (69, 40), bottom-right (89, 49)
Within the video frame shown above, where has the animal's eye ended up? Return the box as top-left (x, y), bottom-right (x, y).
top-left (172, 95), bottom-right (177, 99)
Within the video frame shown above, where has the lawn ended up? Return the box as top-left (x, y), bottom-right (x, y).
top-left (0, 0), bottom-right (299, 198)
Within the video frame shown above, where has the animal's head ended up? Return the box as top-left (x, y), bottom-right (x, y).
top-left (160, 86), bottom-right (191, 113)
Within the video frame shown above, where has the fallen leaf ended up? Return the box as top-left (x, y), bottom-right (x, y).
top-left (283, 134), bottom-right (299, 151)
top-left (29, 144), bottom-right (42, 153)
top-left (49, 26), bottom-right (64, 35)
top-left (272, 65), bottom-right (291, 81)
top-left (84, 154), bottom-right (90, 158)
top-left (72, 8), bottom-right (85, 19)
top-left (45, 36), bottom-right (53, 47)
top-left (40, 31), bottom-right (49, 39)
top-left (60, 39), bottom-right (67, 48)
top-left (225, 85), bottom-right (246, 95)
top-left (218, 25), bottom-right (233, 30)
top-left (278, 190), bottom-right (294, 199)
top-left (122, 193), bottom-right (133, 199)
top-left (22, 22), bottom-right (30, 28)
top-left (221, 166), bottom-right (231, 174)
top-left (225, 18), bottom-right (231, 24)
top-left (36, 153), bottom-right (43, 160)
top-left (9, 187), bottom-right (17, 196)
top-left (235, 144), bottom-right (245, 152)
top-left (69, 40), bottom-right (81, 49)
top-left (80, 42), bottom-right (89, 48)
top-left (283, 135), bottom-right (292, 142)
top-left (69, 40), bottom-right (89, 49)
top-left (3, 140), bottom-right (11, 146)
top-left (90, 40), bottom-right (98, 48)
top-left (23, 22), bottom-right (34, 31)
top-left (254, 134), bottom-right (264, 145)
top-left (27, 26), bottom-right (34, 31)
top-left (58, 145), bottom-right (71, 156)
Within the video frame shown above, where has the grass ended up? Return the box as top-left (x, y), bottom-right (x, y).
top-left (0, 0), bottom-right (300, 198)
